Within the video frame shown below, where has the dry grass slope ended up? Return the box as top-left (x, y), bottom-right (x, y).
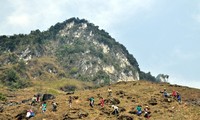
top-left (0, 80), bottom-right (200, 120)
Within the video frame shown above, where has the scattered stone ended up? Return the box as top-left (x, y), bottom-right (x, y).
top-left (104, 98), bottom-right (120, 105)
top-left (185, 99), bottom-right (200, 106)
top-left (164, 98), bottom-right (173, 103)
top-left (127, 96), bottom-right (132, 99)
top-left (72, 96), bottom-right (79, 100)
top-left (128, 111), bottom-right (136, 114)
top-left (78, 110), bottom-right (89, 119)
top-left (116, 90), bottom-right (125, 95)
top-left (60, 85), bottom-right (76, 92)
top-left (0, 105), bottom-right (4, 113)
top-left (132, 82), bottom-right (137, 86)
top-left (118, 115), bottom-right (133, 120)
top-left (97, 93), bottom-right (101, 98)
top-left (119, 95), bottom-right (124, 98)
top-left (131, 99), bottom-right (136, 102)
top-left (154, 93), bottom-right (160, 96)
top-left (63, 108), bottom-right (88, 119)
top-left (162, 105), bottom-right (168, 109)
top-left (21, 98), bottom-right (31, 103)
top-left (119, 107), bottom-right (126, 112)
top-left (116, 81), bottom-right (126, 85)
top-left (168, 109), bottom-right (174, 113)
top-left (66, 91), bottom-right (75, 95)
top-left (83, 86), bottom-right (92, 90)
top-left (6, 101), bottom-right (20, 106)
top-left (100, 107), bottom-right (112, 116)
top-left (42, 94), bottom-right (55, 101)
top-left (15, 110), bottom-right (27, 120)
top-left (148, 97), bottom-right (157, 105)
top-left (154, 110), bottom-right (160, 113)
top-left (6, 94), bottom-right (16, 97)
top-left (0, 114), bottom-right (13, 120)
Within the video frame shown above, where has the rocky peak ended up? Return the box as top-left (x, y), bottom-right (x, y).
top-left (0, 17), bottom-right (156, 87)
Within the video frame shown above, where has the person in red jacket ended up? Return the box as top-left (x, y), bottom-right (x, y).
top-left (100, 97), bottom-right (104, 107)
top-left (172, 90), bottom-right (177, 98)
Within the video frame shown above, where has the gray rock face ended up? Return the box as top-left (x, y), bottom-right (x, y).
top-left (156, 74), bottom-right (169, 82)
top-left (0, 17), bottom-right (141, 85)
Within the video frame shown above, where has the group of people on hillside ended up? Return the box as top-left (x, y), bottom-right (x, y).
top-left (163, 88), bottom-right (182, 103)
top-left (26, 94), bottom-right (41, 118)
top-left (26, 94), bottom-right (56, 119)
top-left (88, 87), bottom-right (151, 118)
top-left (88, 88), bottom-right (119, 116)
top-left (30, 94), bottom-right (40, 106)
top-left (88, 87), bottom-right (112, 109)
top-left (25, 86), bottom-right (182, 119)
top-left (134, 105), bottom-right (151, 118)
top-left (125, 105), bottom-right (151, 119)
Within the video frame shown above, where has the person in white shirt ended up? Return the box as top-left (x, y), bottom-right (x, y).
top-left (112, 105), bottom-right (119, 116)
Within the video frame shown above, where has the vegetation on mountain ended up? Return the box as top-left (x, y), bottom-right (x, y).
top-left (139, 71), bottom-right (157, 82)
top-left (0, 17), bottom-right (158, 89)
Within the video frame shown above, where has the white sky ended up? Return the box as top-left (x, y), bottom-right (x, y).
top-left (0, 0), bottom-right (199, 89)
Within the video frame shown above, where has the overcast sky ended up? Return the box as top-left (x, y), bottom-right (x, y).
top-left (0, 0), bottom-right (200, 89)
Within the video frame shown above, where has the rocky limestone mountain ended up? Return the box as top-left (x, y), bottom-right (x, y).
top-left (0, 17), bottom-right (156, 88)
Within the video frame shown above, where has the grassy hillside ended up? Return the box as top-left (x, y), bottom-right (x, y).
top-left (0, 80), bottom-right (200, 120)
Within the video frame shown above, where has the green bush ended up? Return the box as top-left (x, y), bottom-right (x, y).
top-left (2, 68), bottom-right (31, 89)
top-left (17, 60), bottom-right (26, 73)
top-left (4, 69), bottom-right (19, 83)
top-left (0, 93), bottom-right (7, 101)
top-left (139, 71), bottom-right (156, 82)
top-left (10, 78), bottom-right (31, 89)
top-left (93, 70), bottom-right (110, 85)
top-left (70, 67), bottom-right (79, 75)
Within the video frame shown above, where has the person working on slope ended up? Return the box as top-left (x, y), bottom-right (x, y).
top-left (26, 109), bottom-right (35, 118)
top-left (136, 105), bottom-right (142, 116)
top-left (177, 92), bottom-right (182, 104)
top-left (52, 101), bottom-right (58, 112)
top-left (89, 97), bottom-right (94, 108)
top-left (112, 105), bottom-right (119, 116)
top-left (172, 90), bottom-right (177, 98)
top-left (41, 102), bottom-right (47, 113)
top-left (99, 97), bottom-right (104, 107)
top-left (108, 87), bottom-right (112, 97)
top-left (69, 96), bottom-right (73, 108)
top-left (144, 106), bottom-right (151, 119)
top-left (163, 88), bottom-right (169, 97)
top-left (31, 95), bottom-right (37, 106)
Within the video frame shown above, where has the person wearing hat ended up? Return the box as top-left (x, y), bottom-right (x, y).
top-left (163, 88), bottom-right (169, 97)
top-left (144, 106), bottom-right (151, 119)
